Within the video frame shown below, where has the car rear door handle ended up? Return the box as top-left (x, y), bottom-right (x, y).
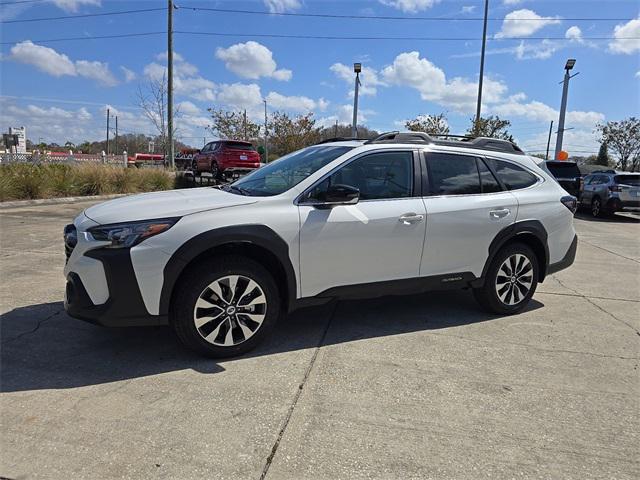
top-left (399, 213), bottom-right (424, 225)
top-left (489, 208), bottom-right (511, 219)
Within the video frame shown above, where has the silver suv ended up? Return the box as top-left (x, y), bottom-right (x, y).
top-left (579, 170), bottom-right (640, 217)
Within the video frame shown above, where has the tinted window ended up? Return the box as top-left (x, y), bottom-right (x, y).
top-left (478, 159), bottom-right (502, 193)
top-left (224, 142), bottom-right (255, 151)
top-left (307, 151), bottom-right (413, 201)
top-left (546, 162), bottom-right (580, 178)
top-left (615, 175), bottom-right (640, 186)
top-left (232, 146), bottom-right (353, 196)
top-left (487, 159), bottom-right (538, 190)
top-left (202, 143), bottom-right (213, 152)
top-left (427, 153), bottom-right (481, 195)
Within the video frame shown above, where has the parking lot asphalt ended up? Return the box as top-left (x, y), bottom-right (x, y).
top-left (1, 200), bottom-right (638, 480)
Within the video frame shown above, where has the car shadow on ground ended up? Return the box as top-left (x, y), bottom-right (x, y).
top-left (575, 210), bottom-right (640, 223)
top-left (0, 291), bottom-right (544, 393)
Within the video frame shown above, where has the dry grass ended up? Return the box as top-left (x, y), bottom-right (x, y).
top-left (0, 163), bottom-right (177, 201)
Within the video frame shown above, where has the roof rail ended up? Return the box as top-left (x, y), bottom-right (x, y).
top-left (365, 131), bottom-right (525, 155)
top-left (315, 137), bottom-right (365, 145)
top-left (592, 169), bottom-right (617, 174)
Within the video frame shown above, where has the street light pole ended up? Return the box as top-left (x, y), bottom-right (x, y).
top-left (554, 58), bottom-right (577, 160)
top-left (115, 115), bottom-right (118, 154)
top-left (545, 120), bottom-right (553, 160)
top-left (351, 63), bottom-right (361, 138)
top-left (106, 108), bottom-right (110, 156)
top-left (475, 0), bottom-right (489, 135)
top-left (167, 0), bottom-right (175, 169)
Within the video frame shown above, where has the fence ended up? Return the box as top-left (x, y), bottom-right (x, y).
top-left (0, 152), bottom-right (130, 167)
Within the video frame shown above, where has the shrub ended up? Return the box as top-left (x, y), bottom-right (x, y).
top-left (0, 163), bottom-right (178, 201)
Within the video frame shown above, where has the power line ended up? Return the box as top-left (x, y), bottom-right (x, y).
top-left (0, 7), bottom-right (165, 23)
top-left (179, 6), bottom-right (633, 22)
top-left (0, 0), bottom-right (46, 5)
top-left (2, 31), bottom-right (637, 45)
top-left (0, 31), bottom-right (164, 45)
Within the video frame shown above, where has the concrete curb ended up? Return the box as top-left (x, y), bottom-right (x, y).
top-left (0, 193), bottom-right (129, 209)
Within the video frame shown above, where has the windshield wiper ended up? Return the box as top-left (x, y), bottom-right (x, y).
top-left (225, 184), bottom-right (251, 196)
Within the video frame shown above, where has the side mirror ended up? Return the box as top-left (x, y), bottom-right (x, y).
top-left (306, 183), bottom-right (360, 208)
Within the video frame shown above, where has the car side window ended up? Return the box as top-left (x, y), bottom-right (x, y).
top-left (486, 158), bottom-right (538, 190)
top-left (427, 153), bottom-right (481, 195)
top-left (583, 175), bottom-right (594, 185)
top-left (478, 159), bottom-right (502, 193)
top-left (307, 151), bottom-right (414, 201)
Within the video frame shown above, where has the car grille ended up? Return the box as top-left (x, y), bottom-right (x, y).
top-left (64, 224), bottom-right (77, 262)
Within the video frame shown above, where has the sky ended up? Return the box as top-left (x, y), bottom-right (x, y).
top-left (1, 0), bottom-right (639, 156)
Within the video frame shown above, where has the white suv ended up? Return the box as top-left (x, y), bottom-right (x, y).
top-left (63, 132), bottom-right (578, 357)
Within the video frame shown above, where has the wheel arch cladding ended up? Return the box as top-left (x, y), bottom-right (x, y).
top-left (159, 225), bottom-right (296, 316)
top-left (482, 220), bottom-right (549, 283)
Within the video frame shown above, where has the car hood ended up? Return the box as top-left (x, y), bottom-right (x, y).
top-left (83, 187), bottom-right (257, 225)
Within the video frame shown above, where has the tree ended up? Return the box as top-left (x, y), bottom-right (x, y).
top-left (136, 72), bottom-right (179, 159)
top-left (595, 142), bottom-right (609, 167)
top-left (597, 118), bottom-right (640, 172)
top-left (318, 123), bottom-right (378, 141)
top-left (467, 115), bottom-right (514, 142)
top-left (405, 113), bottom-right (450, 136)
top-left (268, 111), bottom-right (321, 156)
top-left (208, 108), bottom-right (261, 141)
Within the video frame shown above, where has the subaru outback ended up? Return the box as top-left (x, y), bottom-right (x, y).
top-left (64, 132), bottom-right (578, 357)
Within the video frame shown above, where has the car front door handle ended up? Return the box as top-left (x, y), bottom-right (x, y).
top-left (399, 213), bottom-right (425, 225)
top-left (489, 208), bottom-right (511, 219)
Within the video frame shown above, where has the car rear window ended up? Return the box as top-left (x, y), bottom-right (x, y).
top-left (614, 175), bottom-right (640, 186)
top-left (546, 162), bottom-right (580, 178)
top-left (487, 159), bottom-right (538, 190)
top-left (223, 142), bottom-right (255, 151)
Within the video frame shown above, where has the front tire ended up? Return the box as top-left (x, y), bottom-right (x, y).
top-left (591, 197), bottom-right (603, 218)
top-left (172, 255), bottom-right (281, 358)
top-left (473, 242), bottom-right (538, 315)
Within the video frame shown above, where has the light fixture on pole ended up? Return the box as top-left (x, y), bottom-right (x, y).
top-left (351, 62), bottom-right (362, 138)
top-left (263, 99), bottom-right (268, 162)
top-left (554, 58), bottom-right (579, 160)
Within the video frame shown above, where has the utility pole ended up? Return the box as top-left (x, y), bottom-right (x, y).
top-left (554, 59), bottom-right (577, 160)
top-left (106, 108), bottom-right (110, 156)
top-left (263, 99), bottom-right (268, 162)
top-left (115, 115), bottom-right (118, 154)
top-left (167, 0), bottom-right (175, 168)
top-left (475, 0), bottom-right (489, 136)
top-left (352, 63), bottom-right (361, 138)
top-left (334, 119), bottom-right (338, 137)
top-left (545, 120), bottom-right (553, 160)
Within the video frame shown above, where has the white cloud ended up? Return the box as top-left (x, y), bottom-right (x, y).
top-left (461, 6), bottom-right (476, 14)
top-left (330, 62), bottom-right (385, 97)
top-left (215, 41), bottom-right (292, 81)
top-left (609, 18), bottom-right (640, 54)
top-left (120, 66), bottom-right (136, 82)
top-left (565, 26), bottom-right (583, 43)
top-left (495, 9), bottom-right (561, 38)
top-left (502, 0), bottom-right (524, 5)
top-left (636, 71), bottom-right (640, 78)
top-left (177, 101), bottom-right (201, 116)
top-left (266, 92), bottom-right (329, 112)
top-left (379, 0), bottom-right (441, 14)
top-left (9, 41), bottom-right (117, 86)
top-left (263, 0), bottom-right (301, 13)
top-left (50, 0), bottom-right (100, 12)
top-left (381, 51), bottom-right (506, 113)
top-left (514, 39), bottom-right (560, 60)
top-left (490, 98), bottom-right (604, 128)
top-left (216, 83), bottom-right (263, 110)
top-left (144, 53), bottom-right (216, 102)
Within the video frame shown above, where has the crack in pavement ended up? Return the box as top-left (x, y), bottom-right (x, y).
top-left (1, 308), bottom-right (64, 346)
top-left (578, 238), bottom-right (640, 264)
top-left (552, 276), bottom-right (640, 336)
top-left (259, 301), bottom-right (338, 480)
top-left (537, 290), bottom-right (640, 303)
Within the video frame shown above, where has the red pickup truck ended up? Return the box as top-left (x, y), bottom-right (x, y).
top-left (192, 140), bottom-right (261, 180)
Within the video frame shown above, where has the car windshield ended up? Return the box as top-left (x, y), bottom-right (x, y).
top-left (546, 162), bottom-right (580, 178)
top-left (228, 145), bottom-right (354, 196)
top-left (614, 175), bottom-right (640, 186)
top-left (224, 142), bottom-right (255, 151)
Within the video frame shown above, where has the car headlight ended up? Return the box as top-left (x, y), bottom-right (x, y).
top-left (88, 218), bottom-right (179, 249)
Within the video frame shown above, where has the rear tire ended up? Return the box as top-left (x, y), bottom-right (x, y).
top-left (211, 162), bottom-right (222, 180)
top-left (473, 242), bottom-right (538, 315)
top-left (171, 255), bottom-right (281, 358)
top-left (591, 197), bottom-right (603, 218)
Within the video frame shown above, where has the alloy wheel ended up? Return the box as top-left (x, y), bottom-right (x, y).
top-left (495, 254), bottom-right (533, 306)
top-left (193, 275), bottom-right (267, 346)
top-left (591, 199), bottom-right (600, 217)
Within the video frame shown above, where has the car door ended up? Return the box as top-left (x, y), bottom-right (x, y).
top-left (580, 175), bottom-right (596, 205)
top-left (197, 143), bottom-right (212, 170)
top-left (420, 152), bottom-right (519, 278)
top-left (297, 150), bottom-right (427, 297)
